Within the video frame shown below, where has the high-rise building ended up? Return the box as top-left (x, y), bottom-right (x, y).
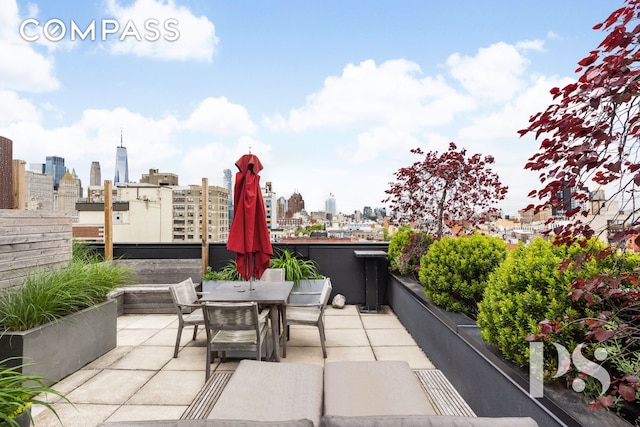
top-left (24, 169), bottom-right (54, 210)
top-left (114, 133), bottom-right (129, 185)
top-left (90, 161), bottom-right (101, 186)
top-left (56, 170), bottom-right (80, 215)
top-left (0, 136), bottom-right (12, 209)
top-left (287, 191), bottom-right (305, 217)
top-left (325, 193), bottom-right (336, 217)
top-left (45, 155), bottom-right (65, 191)
top-left (223, 169), bottom-right (233, 223)
top-left (263, 181), bottom-right (276, 230)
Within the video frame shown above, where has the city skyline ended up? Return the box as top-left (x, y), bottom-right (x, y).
top-left (0, 1), bottom-right (622, 215)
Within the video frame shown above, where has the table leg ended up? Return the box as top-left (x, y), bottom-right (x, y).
top-left (281, 304), bottom-right (287, 358)
top-left (269, 305), bottom-right (281, 362)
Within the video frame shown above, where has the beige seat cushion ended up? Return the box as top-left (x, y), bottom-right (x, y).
top-left (208, 360), bottom-right (323, 426)
top-left (323, 361), bottom-right (437, 417)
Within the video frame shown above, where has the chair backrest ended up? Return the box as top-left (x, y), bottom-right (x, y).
top-left (202, 302), bottom-right (260, 332)
top-left (169, 278), bottom-right (198, 310)
top-left (319, 278), bottom-right (333, 311)
top-left (259, 268), bottom-right (285, 282)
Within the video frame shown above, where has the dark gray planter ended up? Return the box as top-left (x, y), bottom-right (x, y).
top-left (0, 299), bottom-right (117, 385)
top-left (387, 274), bottom-right (631, 427)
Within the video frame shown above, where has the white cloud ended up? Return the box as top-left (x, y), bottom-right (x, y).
top-left (181, 97), bottom-right (258, 135)
top-left (105, 0), bottom-right (218, 61)
top-left (0, 0), bottom-right (59, 92)
top-left (265, 58), bottom-right (475, 134)
top-left (446, 42), bottom-right (529, 103)
top-left (0, 90), bottom-right (41, 125)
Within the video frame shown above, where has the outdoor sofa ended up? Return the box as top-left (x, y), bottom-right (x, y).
top-left (98, 359), bottom-right (539, 427)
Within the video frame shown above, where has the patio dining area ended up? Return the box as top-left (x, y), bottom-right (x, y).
top-left (30, 304), bottom-right (462, 427)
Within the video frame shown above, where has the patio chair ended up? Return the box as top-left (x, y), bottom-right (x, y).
top-left (286, 277), bottom-right (332, 358)
top-left (202, 301), bottom-right (270, 380)
top-left (169, 277), bottom-right (205, 358)
top-left (258, 267), bottom-right (285, 281)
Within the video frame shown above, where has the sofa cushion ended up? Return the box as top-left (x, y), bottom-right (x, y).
top-left (319, 415), bottom-right (539, 427)
top-left (98, 420), bottom-right (314, 427)
top-left (208, 360), bottom-right (324, 426)
top-left (324, 361), bottom-right (436, 417)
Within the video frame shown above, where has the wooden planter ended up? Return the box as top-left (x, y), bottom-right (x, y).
top-left (0, 299), bottom-right (117, 386)
top-left (387, 274), bottom-right (631, 427)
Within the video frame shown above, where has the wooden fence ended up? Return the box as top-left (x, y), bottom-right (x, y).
top-left (0, 210), bottom-right (73, 289)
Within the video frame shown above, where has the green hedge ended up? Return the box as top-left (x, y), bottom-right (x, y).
top-left (419, 233), bottom-right (506, 318)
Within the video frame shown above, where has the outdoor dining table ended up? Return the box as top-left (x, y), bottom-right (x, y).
top-left (200, 280), bottom-right (293, 362)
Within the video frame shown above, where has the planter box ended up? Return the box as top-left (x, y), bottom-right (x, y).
top-left (387, 274), bottom-right (631, 427)
top-left (0, 299), bottom-right (117, 385)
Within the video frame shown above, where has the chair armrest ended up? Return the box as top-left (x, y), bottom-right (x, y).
top-left (258, 308), bottom-right (270, 323)
top-left (195, 291), bottom-right (209, 295)
top-left (179, 302), bottom-right (203, 309)
top-left (290, 291), bottom-right (322, 296)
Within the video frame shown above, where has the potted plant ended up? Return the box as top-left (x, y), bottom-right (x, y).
top-left (270, 249), bottom-right (324, 302)
top-left (0, 357), bottom-right (68, 427)
top-left (0, 242), bottom-right (135, 384)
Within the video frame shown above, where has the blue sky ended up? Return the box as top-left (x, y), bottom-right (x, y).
top-left (0, 0), bottom-right (624, 216)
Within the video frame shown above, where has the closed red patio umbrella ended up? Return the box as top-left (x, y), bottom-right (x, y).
top-left (226, 153), bottom-right (273, 286)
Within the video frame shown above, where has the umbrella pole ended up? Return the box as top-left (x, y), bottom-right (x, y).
top-left (249, 253), bottom-right (255, 291)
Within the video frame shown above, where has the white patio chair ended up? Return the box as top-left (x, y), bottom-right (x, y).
top-left (169, 277), bottom-right (205, 358)
top-left (258, 268), bottom-right (285, 281)
top-left (286, 277), bottom-right (332, 358)
top-left (202, 301), bottom-right (270, 380)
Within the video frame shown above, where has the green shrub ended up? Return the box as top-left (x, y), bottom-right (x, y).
top-left (388, 227), bottom-right (434, 278)
top-left (476, 237), bottom-right (629, 367)
top-left (387, 226), bottom-right (413, 272)
top-left (0, 258), bottom-right (136, 332)
top-left (419, 233), bottom-right (507, 317)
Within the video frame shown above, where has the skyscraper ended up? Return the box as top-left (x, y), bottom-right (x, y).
top-left (0, 135), bottom-right (12, 209)
top-left (45, 155), bottom-right (65, 190)
top-left (114, 132), bottom-right (129, 185)
top-left (223, 169), bottom-right (233, 223)
top-left (325, 193), bottom-right (336, 217)
top-left (90, 161), bottom-right (101, 186)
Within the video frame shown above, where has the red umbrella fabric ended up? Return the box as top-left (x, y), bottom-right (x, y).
top-left (226, 153), bottom-right (273, 281)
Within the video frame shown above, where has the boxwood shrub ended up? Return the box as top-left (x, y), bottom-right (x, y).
top-left (476, 237), bottom-right (637, 367)
top-left (418, 233), bottom-right (507, 318)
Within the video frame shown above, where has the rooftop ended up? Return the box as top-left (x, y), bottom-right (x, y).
top-left (30, 304), bottom-right (453, 426)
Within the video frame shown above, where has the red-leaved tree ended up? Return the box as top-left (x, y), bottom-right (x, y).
top-left (520, 0), bottom-right (640, 413)
top-left (383, 142), bottom-right (508, 240)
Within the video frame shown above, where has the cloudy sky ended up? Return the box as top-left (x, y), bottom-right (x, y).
top-left (0, 0), bottom-right (623, 216)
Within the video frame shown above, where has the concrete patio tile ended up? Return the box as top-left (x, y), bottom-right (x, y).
top-left (116, 328), bottom-right (160, 346)
top-left (32, 403), bottom-right (118, 427)
top-left (325, 314), bottom-right (364, 329)
top-left (361, 313), bottom-right (406, 329)
top-left (66, 369), bottom-right (155, 404)
top-left (325, 328), bottom-right (370, 347)
top-left (111, 345), bottom-right (174, 370)
top-left (127, 370), bottom-right (205, 405)
top-left (125, 314), bottom-right (176, 329)
top-left (325, 305), bottom-right (359, 316)
top-left (373, 346), bottom-right (436, 369)
top-left (366, 328), bottom-right (419, 346)
top-left (42, 368), bottom-right (101, 399)
top-left (117, 315), bottom-right (142, 328)
top-left (107, 404), bottom-right (188, 422)
top-left (142, 327), bottom-right (196, 347)
top-left (281, 346), bottom-right (326, 366)
top-left (327, 346), bottom-right (376, 362)
top-left (164, 346), bottom-right (207, 370)
top-left (86, 345), bottom-right (135, 369)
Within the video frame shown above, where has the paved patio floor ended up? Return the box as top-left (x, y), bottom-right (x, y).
top-left (31, 305), bottom-right (437, 427)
